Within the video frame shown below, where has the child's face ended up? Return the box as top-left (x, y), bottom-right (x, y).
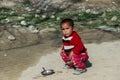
top-left (61, 22), bottom-right (73, 37)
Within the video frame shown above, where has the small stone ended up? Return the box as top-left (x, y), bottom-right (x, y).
top-left (111, 16), bottom-right (117, 21)
top-left (35, 14), bottom-right (39, 18)
top-left (86, 9), bottom-right (91, 13)
top-left (42, 15), bottom-right (47, 19)
top-left (31, 29), bottom-right (39, 33)
top-left (112, 2), bottom-right (116, 4)
top-left (98, 26), bottom-right (117, 32)
top-left (27, 25), bottom-right (39, 33)
top-left (4, 54), bottom-right (7, 57)
top-left (28, 25), bottom-right (35, 31)
top-left (104, 18), bottom-right (107, 21)
top-left (56, 17), bottom-right (60, 21)
top-left (13, 25), bottom-right (21, 28)
top-left (20, 21), bottom-right (27, 26)
top-left (5, 18), bottom-right (10, 23)
top-left (36, 9), bottom-right (40, 13)
top-left (25, 7), bottom-right (31, 11)
top-left (8, 35), bottom-right (16, 41)
top-left (18, 16), bottom-right (25, 20)
top-left (10, 11), bottom-right (14, 15)
top-left (50, 15), bottom-right (55, 19)
top-left (92, 11), bottom-right (99, 14)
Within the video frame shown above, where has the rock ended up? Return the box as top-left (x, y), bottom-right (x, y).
top-left (13, 25), bottom-right (21, 28)
top-left (31, 29), bottom-right (39, 34)
top-left (86, 9), bottom-right (91, 13)
top-left (56, 17), bottom-right (60, 21)
top-left (5, 18), bottom-right (10, 23)
top-left (112, 2), bottom-right (116, 5)
top-left (40, 28), bottom-right (56, 34)
top-left (92, 11), bottom-right (99, 14)
top-left (36, 9), bottom-right (41, 13)
top-left (88, 21), bottom-right (93, 24)
top-left (8, 35), bottom-right (16, 41)
top-left (4, 54), bottom-right (7, 57)
top-left (111, 16), bottom-right (117, 21)
top-left (20, 21), bottom-right (27, 26)
top-left (35, 14), bottom-right (39, 18)
top-left (28, 25), bottom-right (36, 31)
top-left (27, 25), bottom-right (39, 33)
top-left (97, 26), bottom-right (117, 32)
top-left (25, 7), bottom-right (32, 12)
top-left (10, 11), bottom-right (15, 15)
top-left (18, 16), bottom-right (25, 20)
top-left (50, 15), bottom-right (55, 19)
top-left (42, 15), bottom-right (47, 19)
top-left (103, 18), bottom-right (107, 21)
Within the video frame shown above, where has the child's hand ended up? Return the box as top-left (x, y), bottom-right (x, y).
top-left (69, 51), bottom-right (74, 59)
top-left (66, 61), bottom-right (72, 65)
top-left (81, 57), bottom-right (86, 62)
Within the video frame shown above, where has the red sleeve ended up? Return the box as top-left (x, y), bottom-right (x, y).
top-left (71, 32), bottom-right (86, 54)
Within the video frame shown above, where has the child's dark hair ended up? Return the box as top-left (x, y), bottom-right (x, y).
top-left (60, 18), bottom-right (74, 27)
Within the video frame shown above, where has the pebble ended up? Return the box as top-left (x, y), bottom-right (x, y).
top-left (20, 21), bottom-right (27, 26)
top-left (4, 54), bottom-right (7, 57)
top-left (111, 16), bottom-right (117, 21)
top-left (8, 35), bottom-right (16, 41)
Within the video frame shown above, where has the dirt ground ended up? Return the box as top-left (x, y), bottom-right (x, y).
top-left (0, 28), bottom-right (120, 80)
top-left (18, 40), bottom-right (120, 80)
top-left (0, 0), bottom-right (120, 80)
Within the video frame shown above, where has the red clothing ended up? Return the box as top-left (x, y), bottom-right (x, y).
top-left (62, 31), bottom-right (87, 55)
top-left (61, 31), bottom-right (88, 69)
top-left (61, 51), bottom-right (88, 69)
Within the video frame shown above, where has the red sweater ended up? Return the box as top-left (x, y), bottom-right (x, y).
top-left (62, 31), bottom-right (86, 55)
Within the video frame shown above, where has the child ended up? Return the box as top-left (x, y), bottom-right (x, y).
top-left (60, 18), bottom-right (89, 75)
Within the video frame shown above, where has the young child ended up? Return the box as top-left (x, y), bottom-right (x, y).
top-left (60, 18), bottom-right (89, 75)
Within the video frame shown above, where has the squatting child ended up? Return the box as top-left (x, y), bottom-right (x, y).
top-left (60, 18), bottom-right (89, 75)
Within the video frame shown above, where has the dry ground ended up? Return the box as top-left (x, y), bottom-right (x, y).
top-left (0, 28), bottom-right (120, 80)
top-left (0, 0), bottom-right (120, 80)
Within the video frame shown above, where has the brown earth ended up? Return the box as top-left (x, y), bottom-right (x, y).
top-left (0, 0), bottom-right (120, 80)
top-left (0, 27), bottom-right (120, 80)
